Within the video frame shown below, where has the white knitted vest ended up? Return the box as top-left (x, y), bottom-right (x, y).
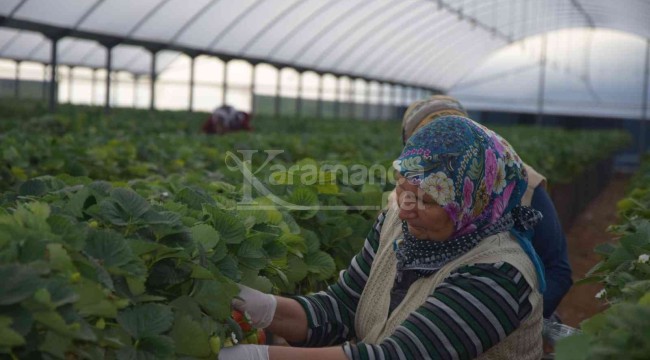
top-left (355, 204), bottom-right (543, 360)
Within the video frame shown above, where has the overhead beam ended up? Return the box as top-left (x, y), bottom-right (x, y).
top-left (0, 15), bottom-right (442, 94)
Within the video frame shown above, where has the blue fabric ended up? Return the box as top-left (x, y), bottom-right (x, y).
top-left (530, 186), bottom-right (573, 318)
top-left (510, 228), bottom-right (546, 294)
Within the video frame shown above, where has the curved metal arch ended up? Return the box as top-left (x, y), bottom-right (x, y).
top-left (124, 0), bottom-right (172, 38)
top-left (285, 1), bottom-right (374, 61)
top-left (410, 33), bottom-right (498, 87)
top-left (0, 31), bottom-right (22, 55)
top-left (570, 0), bottom-right (595, 27)
top-left (369, 10), bottom-right (460, 76)
top-left (386, 22), bottom-right (485, 81)
top-left (405, 29), bottom-right (495, 84)
top-left (168, 0), bottom-right (222, 44)
top-left (206, 0), bottom-right (267, 50)
top-left (335, 3), bottom-right (429, 74)
top-left (310, 1), bottom-right (403, 67)
top-left (237, 0), bottom-right (303, 55)
top-left (354, 7), bottom-right (446, 75)
top-left (7, 0), bottom-right (28, 18)
top-left (264, 0), bottom-right (343, 59)
top-left (435, 39), bottom-right (499, 87)
top-left (58, 0), bottom-right (106, 57)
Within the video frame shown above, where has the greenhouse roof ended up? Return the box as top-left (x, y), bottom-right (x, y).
top-left (0, 0), bottom-right (649, 118)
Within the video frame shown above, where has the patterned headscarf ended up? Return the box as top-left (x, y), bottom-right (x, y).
top-left (392, 116), bottom-right (546, 292)
top-left (394, 115), bottom-right (527, 237)
top-left (401, 95), bottom-right (468, 144)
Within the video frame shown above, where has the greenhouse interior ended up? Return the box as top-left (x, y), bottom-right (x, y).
top-left (1, 0), bottom-right (649, 359)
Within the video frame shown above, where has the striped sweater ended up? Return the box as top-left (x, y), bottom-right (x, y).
top-left (294, 212), bottom-right (533, 360)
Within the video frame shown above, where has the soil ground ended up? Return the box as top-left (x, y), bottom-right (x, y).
top-left (555, 173), bottom-right (631, 328)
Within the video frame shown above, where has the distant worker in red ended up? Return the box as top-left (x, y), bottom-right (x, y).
top-left (202, 104), bottom-right (253, 134)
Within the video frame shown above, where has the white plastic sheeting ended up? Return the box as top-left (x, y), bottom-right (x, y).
top-left (451, 28), bottom-right (650, 119)
top-left (0, 0), bottom-right (649, 117)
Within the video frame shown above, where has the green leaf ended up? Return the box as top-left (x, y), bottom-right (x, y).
top-left (555, 333), bottom-right (591, 360)
top-left (284, 255), bottom-right (309, 283)
top-left (18, 178), bottom-right (48, 196)
top-left (305, 251), bottom-right (336, 280)
top-left (117, 303), bottom-right (174, 339)
top-left (111, 188), bottom-right (151, 220)
top-left (169, 296), bottom-right (203, 322)
top-left (0, 316), bottom-right (25, 347)
top-left (190, 224), bottom-right (220, 250)
top-left (580, 313), bottom-right (607, 335)
top-left (84, 229), bottom-right (145, 277)
top-left (594, 242), bottom-right (617, 256)
top-left (216, 256), bottom-right (240, 282)
top-left (302, 230), bottom-right (321, 254)
top-left (0, 263), bottom-right (47, 306)
top-left (287, 187), bottom-right (319, 219)
top-left (204, 206), bottom-right (246, 245)
top-left (139, 335), bottom-right (175, 359)
top-left (169, 314), bottom-right (211, 357)
top-left (278, 232), bottom-right (306, 253)
top-left (176, 187), bottom-right (216, 210)
top-left (38, 330), bottom-right (71, 358)
top-left (240, 270), bottom-right (273, 293)
top-left (47, 243), bottom-right (75, 272)
top-left (237, 236), bottom-right (266, 259)
top-left (193, 278), bottom-right (239, 321)
top-left (32, 310), bottom-right (79, 337)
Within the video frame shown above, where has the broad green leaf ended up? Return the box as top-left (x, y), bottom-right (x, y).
top-left (278, 233), bottom-right (306, 253)
top-left (638, 292), bottom-right (650, 305)
top-left (111, 188), bottom-right (151, 220)
top-left (12, 202), bottom-right (51, 232)
top-left (0, 316), bottom-right (25, 347)
top-left (204, 206), bottom-right (246, 245)
top-left (73, 280), bottom-right (118, 318)
top-left (193, 278), bottom-right (239, 321)
top-left (176, 187), bottom-right (216, 210)
top-left (32, 310), bottom-right (80, 338)
top-left (47, 243), bottom-right (75, 272)
top-left (284, 255), bottom-right (309, 283)
top-left (237, 236), bottom-right (265, 259)
top-left (139, 335), bottom-right (175, 359)
top-left (47, 214), bottom-right (86, 250)
top-left (594, 242), bottom-right (617, 257)
top-left (555, 333), bottom-right (591, 360)
top-left (305, 251), bottom-right (336, 280)
top-left (580, 313), bottom-right (607, 335)
top-left (191, 264), bottom-right (215, 280)
top-left (216, 256), bottom-right (240, 282)
top-left (18, 178), bottom-right (49, 196)
top-left (84, 229), bottom-right (145, 277)
top-left (38, 330), bottom-right (71, 359)
top-left (169, 314), bottom-right (211, 357)
top-left (169, 296), bottom-right (203, 322)
top-left (287, 187), bottom-right (319, 219)
top-left (315, 183), bottom-right (339, 195)
top-left (190, 224), bottom-right (220, 250)
top-left (240, 269), bottom-right (273, 293)
top-left (65, 187), bottom-right (92, 218)
top-left (116, 303), bottom-right (174, 339)
top-left (0, 263), bottom-right (47, 306)
top-left (302, 230), bottom-right (321, 254)
top-left (264, 240), bottom-right (288, 260)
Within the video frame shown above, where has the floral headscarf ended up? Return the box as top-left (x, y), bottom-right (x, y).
top-left (401, 95), bottom-right (468, 144)
top-left (394, 115), bottom-right (527, 238)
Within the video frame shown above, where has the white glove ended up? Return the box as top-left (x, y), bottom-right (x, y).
top-left (218, 344), bottom-right (269, 360)
top-left (232, 284), bottom-right (277, 329)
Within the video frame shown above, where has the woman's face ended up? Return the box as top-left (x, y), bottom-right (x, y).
top-left (395, 175), bottom-right (455, 241)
